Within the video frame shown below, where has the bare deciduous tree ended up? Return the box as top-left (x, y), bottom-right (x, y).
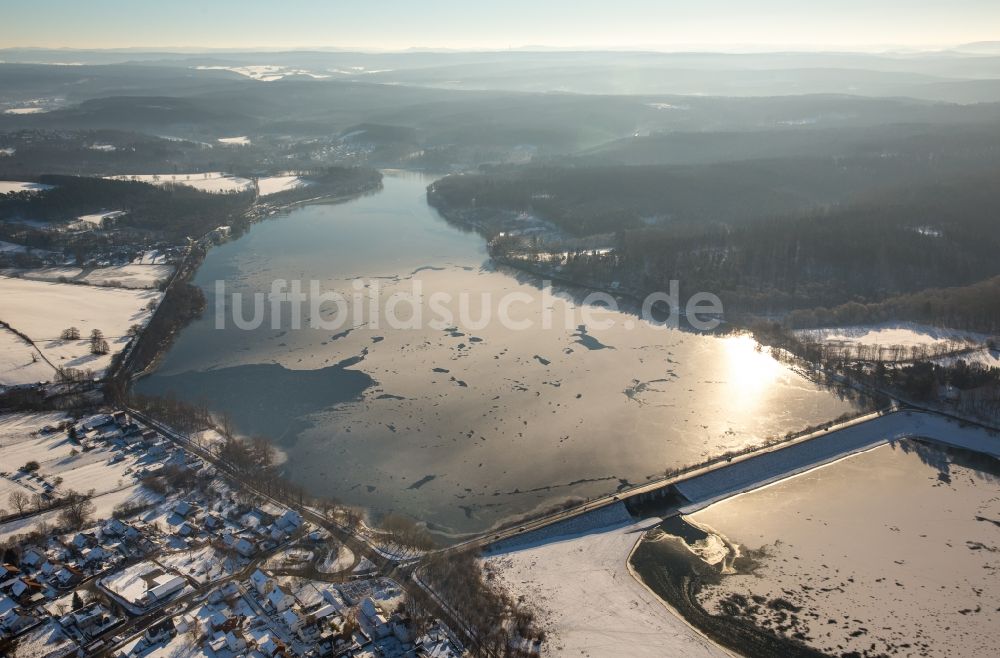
top-left (8, 490), bottom-right (29, 515)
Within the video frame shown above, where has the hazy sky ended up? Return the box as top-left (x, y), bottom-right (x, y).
top-left (3, 0), bottom-right (998, 51)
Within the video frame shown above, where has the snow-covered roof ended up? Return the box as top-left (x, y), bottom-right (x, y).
top-left (147, 574), bottom-right (185, 602)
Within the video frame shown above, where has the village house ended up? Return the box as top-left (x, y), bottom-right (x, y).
top-left (266, 585), bottom-right (294, 612)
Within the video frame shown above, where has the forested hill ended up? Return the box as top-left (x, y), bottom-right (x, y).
top-left (430, 165), bottom-right (1000, 324)
top-left (428, 132), bottom-right (1000, 237)
top-left (613, 174), bottom-right (1000, 312)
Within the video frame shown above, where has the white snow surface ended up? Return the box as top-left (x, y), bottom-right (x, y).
top-left (0, 327), bottom-right (55, 386)
top-left (798, 322), bottom-right (985, 347)
top-left (4, 107), bottom-right (48, 115)
top-left (484, 504), bottom-right (726, 658)
top-left (0, 181), bottom-right (54, 194)
top-left (101, 560), bottom-right (159, 605)
top-left (317, 545), bottom-right (355, 573)
top-left (258, 175), bottom-right (312, 196)
top-left (9, 622), bottom-right (76, 658)
top-left (2, 264), bottom-right (173, 289)
top-left (217, 135), bottom-right (250, 146)
top-left (107, 172), bottom-right (252, 194)
top-left (194, 64), bottom-right (331, 81)
top-left (75, 210), bottom-right (125, 227)
top-left (0, 276), bottom-right (160, 376)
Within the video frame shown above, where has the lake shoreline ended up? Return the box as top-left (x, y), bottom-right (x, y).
top-left (120, 180), bottom-right (385, 389)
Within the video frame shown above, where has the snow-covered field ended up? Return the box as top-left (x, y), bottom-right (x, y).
top-left (0, 474), bottom-right (36, 510)
top-left (0, 180), bottom-right (54, 194)
top-left (0, 327), bottom-right (55, 386)
top-left (0, 266), bottom-right (79, 282)
top-left (0, 275), bottom-right (160, 377)
top-left (0, 240), bottom-right (29, 253)
top-left (217, 135), bottom-right (250, 146)
top-left (0, 411), bottom-right (164, 540)
top-left (935, 349), bottom-right (1000, 368)
top-left (194, 64), bottom-right (330, 81)
top-left (75, 209), bottom-right (125, 227)
top-left (483, 504), bottom-right (727, 658)
top-left (2, 264), bottom-right (173, 289)
top-left (101, 560), bottom-right (161, 605)
top-left (0, 414), bottom-right (147, 484)
top-left (3, 107), bottom-right (48, 115)
top-left (8, 622), bottom-right (76, 658)
top-left (317, 544), bottom-right (355, 573)
top-left (798, 322), bottom-right (985, 347)
top-left (107, 172), bottom-right (253, 194)
top-left (133, 249), bottom-right (170, 265)
top-left (278, 576), bottom-right (347, 609)
top-left (264, 547), bottom-right (314, 570)
top-left (158, 545), bottom-right (233, 585)
top-left (258, 174), bottom-right (312, 196)
top-left (0, 483), bottom-right (161, 542)
top-left (83, 264), bottom-right (173, 289)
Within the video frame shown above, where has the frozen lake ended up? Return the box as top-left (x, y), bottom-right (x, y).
top-left (136, 171), bottom-right (861, 536)
top-left (676, 438), bottom-right (1000, 657)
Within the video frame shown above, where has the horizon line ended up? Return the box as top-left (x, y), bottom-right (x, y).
top-left (1, 41), bottom-right (997, 56)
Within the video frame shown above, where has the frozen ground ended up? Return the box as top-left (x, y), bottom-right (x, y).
top-left (0, 483), bottom-right (161, 542)
top-left (83, 264), bottom-right (173, 289)
top-left (0, 327), bottom-right (55, 386)
top-left (278, 577), bottom-right (344, 608)
top-left (483, 504), bottom-right (727, 658)
top-left (75, 209), bottom-right (125, 227)
top-left (3, 107), bottom-right (48, 115)
top-left (935, 348), bottom-right (1000, 369)
top-left (2, 264), bottom-right (173, 289)
top-left (133, 249), bottom-right (170, 265)
top-left (798, 322), bottom-right (986, 347)
top-left (194, 64), bottom-right (330, 81)
top-left (258, 174), bottom-right (312, 196)
top-left (317, 544), bottom-right (355, 573)
top-left (217, 135), bottom-right (250, 146)
top-left (158, 545), bottom-right (233, 585)
top-left (0, 266), bottom-right (79, 281)
top-left (101, 560), bottom-right (160, 606)
top-left (107, 172), bottom-right (253, 194)
top-left (9, 622), bottom-right (76, 658)
top-left (0, 411), bottom-right (162, 540)
top-left (0, 240), bottom-right (25, 253)
top-left (0, 410), bottom-right (71, 457)
top-left (0, 180), bottom-right (54, 194)
top-left (0, 275), bottom-right (160, 376)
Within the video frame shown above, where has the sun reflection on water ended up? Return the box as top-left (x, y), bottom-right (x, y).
top-left (722, 334), bottom-right (788, 409)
